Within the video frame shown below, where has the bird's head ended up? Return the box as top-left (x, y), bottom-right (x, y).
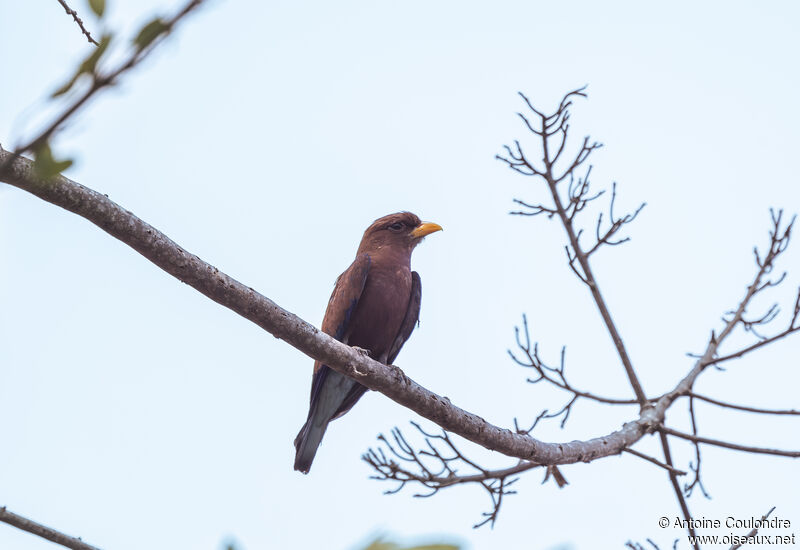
top-left (357, 212), bottom-right (442, 256)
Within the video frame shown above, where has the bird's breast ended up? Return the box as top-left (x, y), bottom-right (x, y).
top-left (345, 266), bottom-right (412, 362)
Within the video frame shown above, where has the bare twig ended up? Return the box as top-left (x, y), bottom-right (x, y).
top-left (363, 422), bottom-right (540, 527)
top-left (56, 0), bottom-right (99, 46)
top-left (701, 320), bottom-right (800, 368)
top-left (728, 506), bottom-right (775, 550)
top-left (498, 87), bottom-right (650, 408)
top-left (586, 182), bottom-right (646, 256)
top-left (683, 396), bottom-right (711, 499)
top-left (622, 448), bottom-right (687, 476)
top-left (499, 89), bottom-right (706, 544)
top-left (625, 540), bottom-right (664, 550)
top-left (508, 315), bottom-right (647, 408)
top-left (689, 392), bottom-right (800, 416)
top-left (660, 427), bottom-right (800, 458)
top-left (658, 432), bottom-right (699, 549)
top-left (0, 506), bottom-right (102, 550)
top-left (499, 90), bottom-right (799, 542)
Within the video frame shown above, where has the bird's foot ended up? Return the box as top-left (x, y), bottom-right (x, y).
top-left (351, 346), bottom-right (371, 376)
top-left (389, 364), bottom-right (412, 386)
top-left (351, 346), bottom-right (371, 357)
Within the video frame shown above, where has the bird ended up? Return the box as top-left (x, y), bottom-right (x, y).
top-left (294, 211), bottom-right (442, 474)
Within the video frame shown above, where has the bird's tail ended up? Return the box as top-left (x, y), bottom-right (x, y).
top-left (293, 416), bottom-right (328, 474)
top-left (294, 368), bottom-right (359, 474)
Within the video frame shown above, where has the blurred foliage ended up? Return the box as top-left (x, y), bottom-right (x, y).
top-left (32, 143), bottom-right (73, 180)
top-left (134, 17), bottom-right (170, 50)
top-left (220, 536), bottom-right (460, 550)
top-left (51, 34), bottom-right (111, 98)
top-left (88, 0), bottom-right (105, 18)
top-left (363, 539), bottom-right (460, 550)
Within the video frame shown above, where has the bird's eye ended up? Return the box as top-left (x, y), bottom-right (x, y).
top-left (388, 222), bottom-right (405, 232)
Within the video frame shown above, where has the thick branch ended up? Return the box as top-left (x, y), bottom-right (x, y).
top-left (0, 507), bottom-right (102, 550)
top-left (0, 148), bottom-right (662, 466)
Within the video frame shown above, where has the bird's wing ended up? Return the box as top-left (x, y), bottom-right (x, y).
top-left (319, 253), bottom-right (372, 345)
top-left (386, 270), bottom-right (422, 365)
top-left (307, 253), bottom-right (371, 408)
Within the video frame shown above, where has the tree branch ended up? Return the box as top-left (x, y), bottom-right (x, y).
top-left (362, 88), bottom-right (800, 528)
top-left (499, 89), bottom-right (650, 408)
top-left (4, 80), bottom-right (798, 536)
top-left (0, 147), bottom-right (661, 467)
top-left (0, 506), bottom-right (102, 550)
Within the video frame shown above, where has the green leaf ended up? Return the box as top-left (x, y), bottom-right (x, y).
top-left (79, 33), bottom-right (112, 74)
top-left (51, 72), bottom-right (82, 98)
top-left (51, 34), bottom-right (112, 98)
top-left (134, 18), bottom-right (170, 50)
top-left (88, 0), bottom-right (105, 17)
top-left (32, 143), bottom-right (73, 180)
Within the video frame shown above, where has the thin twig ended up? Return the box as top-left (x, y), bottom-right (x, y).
top-left (364, 422), bottom-right (543, 527)
top-left (508, 316), bottom-right (651, 408)
top-left (512, 91), bottom-right (650, 407)
top-left (684, 396), bottom-right (711, 498)
top-left (55, 0), bottom-right (99, 46)
top-left (660, 427), bottom-right (800, 457)
top-left (702, 324), bottom-right (800, 368)
top-left (689, 392), bottom-right (800, 416)
top-left (728, 506), bottom-right (776, 550)
top-left (623, 448), bottom-right (687, 476)
top-left (658, 432), bottom-right (699, 549)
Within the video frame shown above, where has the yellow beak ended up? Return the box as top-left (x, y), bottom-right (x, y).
top-left (411, 222), bottom-right (443, 239)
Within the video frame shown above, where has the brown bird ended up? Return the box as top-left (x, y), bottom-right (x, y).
top-left (294, 212), bottom-right (442, 473)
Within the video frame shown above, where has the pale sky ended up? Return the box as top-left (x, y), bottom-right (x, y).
top-left (1, 1), bottom-right (799, 549)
